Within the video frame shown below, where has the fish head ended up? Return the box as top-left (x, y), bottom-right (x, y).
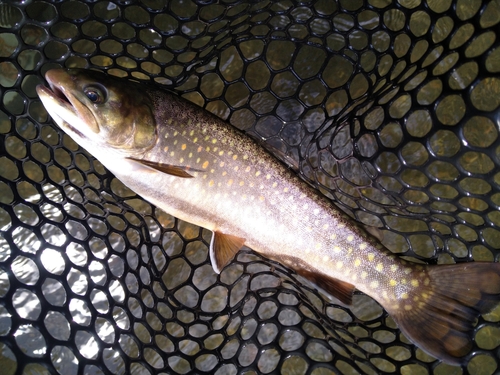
top-left (36, 69), bottom-right (156, 154)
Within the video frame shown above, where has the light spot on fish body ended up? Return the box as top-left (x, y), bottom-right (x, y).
top-left (333, 246), bottom-right (341, 253)
top-left (164, 146), bottom-right (169, 152)
top-left (360, 243), bottom-right (367, 250)
top-left (336, 261), bottom-right (343, 269)
top-left (401, 292), bottom-right (409, 299)
top-left (347, 235), bottom-right (354, 242)
top-left (411, 279), bottom-right (419, 287)
top-left (390, 264), bottom-right (398, 272)
top-left (404, 304), bottom-right (412, 311)
top-left (361, 271), bottom-right (368, 279)
top-left (202, 161), bottom-right (209, 169)
top-left (375, 263), bottom-right (384, 272)
top-left (367, 253), bottom-right (375, 262)
top-left (390, 279), bottom-right (397, 287)
top-left (354, 259), bottom-right (361, 267)
top-left (370, 280), bottom-right (379, 288)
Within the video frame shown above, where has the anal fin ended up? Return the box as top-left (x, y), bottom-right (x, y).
top-left (210, 231), bottom-right (245, 274)
top-left (296, 269), bottom-right (355, 305)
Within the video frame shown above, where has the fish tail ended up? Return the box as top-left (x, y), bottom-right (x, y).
top-left (389, 262), bottom-right (500, 365)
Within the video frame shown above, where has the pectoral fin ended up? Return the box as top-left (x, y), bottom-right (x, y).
top-left (127, 157), bottom-right (203, 178)
top-left (210, 231), bottom-right (246, 273)
top-left (296, 269), bottom-right (355, 305)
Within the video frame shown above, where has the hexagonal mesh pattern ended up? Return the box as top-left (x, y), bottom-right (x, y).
top-left (1, 1), bottom-right (500, 374)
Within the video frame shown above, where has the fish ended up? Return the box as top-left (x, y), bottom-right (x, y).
top-left (37, 68), bottom-right (500, 365)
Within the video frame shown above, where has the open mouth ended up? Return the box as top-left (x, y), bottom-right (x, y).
top-left (36, 70), bottom-right (100, 137)
top-left (36, 82), bottom-right (87, 139)
top-left (48, 82), bottom-right (71, 106)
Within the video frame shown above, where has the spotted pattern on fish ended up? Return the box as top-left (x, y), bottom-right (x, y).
top-left (36, 69), bottom-right (500, 366)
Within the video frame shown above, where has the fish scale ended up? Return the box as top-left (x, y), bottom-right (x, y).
top-left (145, 90), bottom-right (418, 303)
top-left (36, 68), bottom-right (500, 365)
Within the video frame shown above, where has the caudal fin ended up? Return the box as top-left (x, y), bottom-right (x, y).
top-left (390, 262), bottom-right (500, 365)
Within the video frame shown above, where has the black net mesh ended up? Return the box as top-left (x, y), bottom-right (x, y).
top-left (1, 1), bottom-right (500, 374)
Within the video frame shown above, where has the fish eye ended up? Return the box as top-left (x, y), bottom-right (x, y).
top-left (84, 86), bottom-right (105, 104)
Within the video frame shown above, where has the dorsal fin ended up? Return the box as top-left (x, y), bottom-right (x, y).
top-left (127, 157), bottom-right (203, 178)
top-left (210, 231), bottom-right (245, 273)
top-left (296, 268), bottom-right (355, 305)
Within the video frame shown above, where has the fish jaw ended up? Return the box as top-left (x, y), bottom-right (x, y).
top-left (36, 69), bottom-right (100, 142)
top-left (36, 69), bottom-right (157, 153)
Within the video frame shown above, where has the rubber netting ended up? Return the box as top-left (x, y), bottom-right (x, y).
top-left (1, 1), bottom-right (500, 374)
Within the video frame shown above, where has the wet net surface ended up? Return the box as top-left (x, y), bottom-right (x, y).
top-left (1, 0), bottom-right (500, 374)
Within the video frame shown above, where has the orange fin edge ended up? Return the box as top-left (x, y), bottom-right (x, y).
top-left (210, 231), bottom-right (245, 274)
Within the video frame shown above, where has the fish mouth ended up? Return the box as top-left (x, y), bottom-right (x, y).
top-left (36, 69), bottom-right (100, 137)
top-left (36, 84), bottom-right (81, 136)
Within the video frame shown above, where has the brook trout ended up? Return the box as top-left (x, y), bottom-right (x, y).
top-left (37, 69), bottom-right (500, 365)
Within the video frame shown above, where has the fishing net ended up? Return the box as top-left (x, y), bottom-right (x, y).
top-left (1, 0), bottom-right (500, 374)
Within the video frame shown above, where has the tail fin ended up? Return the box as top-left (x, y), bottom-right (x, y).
top-left (389, 262), bottom-right (500, 365)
